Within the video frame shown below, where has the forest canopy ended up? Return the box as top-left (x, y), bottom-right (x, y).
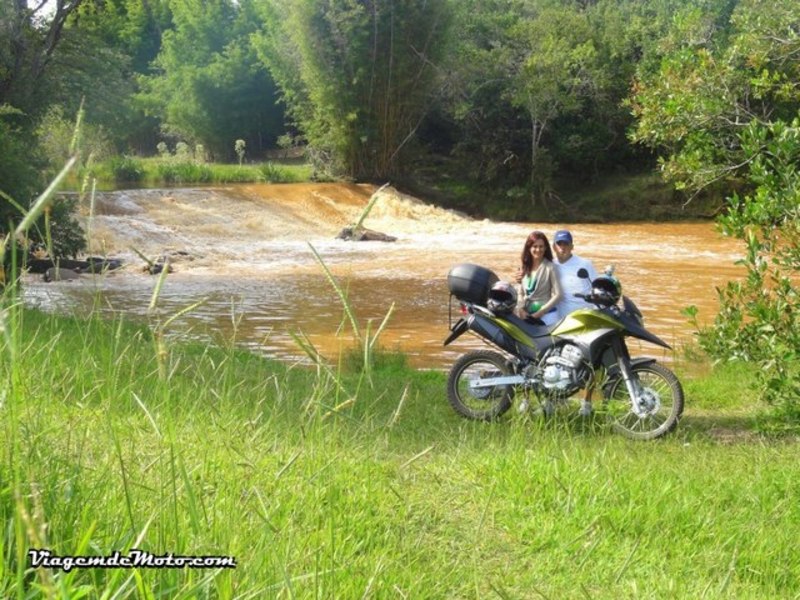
top-left (0, 0), bottom-right (764, 200)
top-left (0, 0), bottom-right (796, 217)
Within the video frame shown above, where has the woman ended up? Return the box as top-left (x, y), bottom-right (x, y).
top-left (515, 230), bottom-right (562, 325)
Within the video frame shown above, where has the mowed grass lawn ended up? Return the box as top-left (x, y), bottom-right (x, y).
top-left (1, 309), bottom-right (798, 598)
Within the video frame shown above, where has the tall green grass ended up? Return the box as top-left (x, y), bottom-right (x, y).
top-left (1, 304), bottom-right (799, 598)
top-left (85, 156), bottom-right (313, 187)
top-left (2, 155), bottom-right (798, 598)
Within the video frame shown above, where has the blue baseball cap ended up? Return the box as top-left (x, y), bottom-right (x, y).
top-left (554, 230), bottom-right (573, 244)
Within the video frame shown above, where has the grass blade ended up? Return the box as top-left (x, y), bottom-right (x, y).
top-left (307, 242), bottom-right (361, 342)
top-left (352, 182), bottom-right (389, 231)
top-left (14, 156), bottom-right (78, 237)
top-left (148, 259), bottom-right (170, 312)
top-left (368, 301), bottom-right (396, 352)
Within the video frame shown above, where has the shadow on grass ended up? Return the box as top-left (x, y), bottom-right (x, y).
top-left (678, 413), bottom-right (763, 444)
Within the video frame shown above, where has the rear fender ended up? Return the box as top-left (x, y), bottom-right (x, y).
top-left (444, 317), bottom-right (469, 346)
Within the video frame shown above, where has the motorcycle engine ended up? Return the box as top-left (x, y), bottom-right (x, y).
top-left (540, 344), bottom-right (586, 394)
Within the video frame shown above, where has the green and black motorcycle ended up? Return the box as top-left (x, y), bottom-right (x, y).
top-left (444, 264), bottom-right (684, 440)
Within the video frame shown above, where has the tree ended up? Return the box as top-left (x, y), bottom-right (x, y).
top-left (627, 0), bottom-right (798, 193)
top-left (0, 106), bottom-right (40, 223)
top-left (506, 4), bottom-right (604, 202)
top-left (631, 0), bottom-right (800, 425)
top-left (255, 0), bottom-right (453, 180)
top-left (67, 0), bottom-right (173, 152)
top-left (438, 0), bottom-right (672, 205)
top-left (139, 0), bottom-right (283, 159)
top-left (437, 0), bottom-right (532, 190)
top-left (0, 0), bottom-right (86, 116)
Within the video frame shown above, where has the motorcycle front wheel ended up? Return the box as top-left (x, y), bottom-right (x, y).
top-left (603, 362), bottom-right (684, 440)
top-left (447, 350), bottom-right (514, 421)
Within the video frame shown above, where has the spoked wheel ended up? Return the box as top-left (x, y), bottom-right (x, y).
top-left (447, 350), bottom-right (514, 421)
top-left (603, 362), bottom-right (684, 440)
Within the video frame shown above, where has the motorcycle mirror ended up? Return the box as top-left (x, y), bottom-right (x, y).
top-left (577, 268), bottom-right (590, 279)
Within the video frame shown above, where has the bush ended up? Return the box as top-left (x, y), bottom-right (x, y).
top-left (0, 109), bottom-right (40, 224)
top-left (109, 156), bottom-right (145, 183)
top-left (41, 197), bottom-right (87, 259)
top-left (155, 162), bottom-right (213, 184)
top-left (691, 119), bottom-right (800, 428)
top-left (35, 105), bottom-right (114, 170)
top-left (260, 162), bottom-right (297, 183)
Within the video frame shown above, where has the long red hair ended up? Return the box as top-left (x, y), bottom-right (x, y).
top-left (521, 231), bottom-right (553, 276)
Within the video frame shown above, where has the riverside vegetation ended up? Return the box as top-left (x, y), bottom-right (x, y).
top-left (2, 1), bottom-right (799, 592)
top-left (2, 173), bottom-right (797, 596)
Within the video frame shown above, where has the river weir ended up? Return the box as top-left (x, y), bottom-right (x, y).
top-left (23, 184), bottom-right (743, 368)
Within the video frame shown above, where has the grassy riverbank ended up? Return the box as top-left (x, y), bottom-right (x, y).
top-left (75, 154), bottom-right (720, 223)
top-left (2, 308), bottom-right (797, 598)
top-left (81, 156), bottom-right (314, 187)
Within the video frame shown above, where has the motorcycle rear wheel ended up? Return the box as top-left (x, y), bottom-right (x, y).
top-left (603, 362), bottom-right (684, 440)
top-left (447, 350), bottom-right (514, 421)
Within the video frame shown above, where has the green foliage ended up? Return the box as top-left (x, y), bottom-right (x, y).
top-left (633, 1), bottom-right (800, 427)
top-left (438, 0), bottom-right (677, 203)
top-left (630, 0), bottom-right (800, 192)
top-left (255, 0), bottom-right (453, 180)
top-left (0, 108), bottom-right (41, 227)
top-left (108, 155), bottom-right (146, 183)
top-left (65, 1), bottom-right (172, 152)
top-left (0, 1), bottom-right (85, 116)
top-left (1, 109), bottom-right (86, 267)
top-left (139, 0), bottom-right (284, 159)
top-left (259, 162), bottom-right (302, 183)
top-left (89, 155), bottom-right (313, 185)
top-left (1, 308), bottom-right (800, 597)
top-left (155, 161), bottom-right (213, 184)
top-left (74, 0), bottom-right (172, 76)
top-left (39, 197), bottom-right (88, 259)
top-left (147, 140), bottom-right (213, 183)
top-left (35, 105), bottom-right (115, 171)
top-left (697, 119), bottom-right (800, 425)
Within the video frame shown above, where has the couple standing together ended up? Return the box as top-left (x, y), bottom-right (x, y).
top-left (515, 229), bottom-right (596, 326)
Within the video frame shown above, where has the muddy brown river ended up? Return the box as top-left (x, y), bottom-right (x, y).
top-left (23, 183), bottom-right (742, 368)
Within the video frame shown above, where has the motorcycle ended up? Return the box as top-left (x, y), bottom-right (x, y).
top-left (443, 263), bottom-right (684, 440)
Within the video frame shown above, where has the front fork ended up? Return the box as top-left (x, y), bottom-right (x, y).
top-left (611, 337), bottom-right (642, 403)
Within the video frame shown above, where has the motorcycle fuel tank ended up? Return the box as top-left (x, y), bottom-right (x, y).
top-left (551, 308), bottom-right (623, 337)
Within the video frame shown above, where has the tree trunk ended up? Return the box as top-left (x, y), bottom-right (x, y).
top-left (0, 0), bottom-right (85, 107)
top-left (530, 119), bottom-right (538, 207)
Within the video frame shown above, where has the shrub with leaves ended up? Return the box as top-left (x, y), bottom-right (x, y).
top-left (35, 106), bottom-right (114, 171)
top-left (38, 197), bottom-right (87, 259)
top-left (632, 1), bottom-right (800, 428)
top-left (696, 119), bottom-right (800, 426)
top-left (109, 156), bottom-right (145, 183)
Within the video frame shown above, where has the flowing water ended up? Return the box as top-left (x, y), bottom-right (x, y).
top-left (23, 183), bottom-right (743, 368)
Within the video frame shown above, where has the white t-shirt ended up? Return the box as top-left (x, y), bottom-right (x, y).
top-left (554, 254), bottom-right (597, 317)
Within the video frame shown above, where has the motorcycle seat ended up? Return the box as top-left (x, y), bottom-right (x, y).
top-left (503, 313), bottom-right (559, 338)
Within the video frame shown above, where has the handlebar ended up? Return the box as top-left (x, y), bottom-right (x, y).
top-left (575, 292), bottom-right (616, 310)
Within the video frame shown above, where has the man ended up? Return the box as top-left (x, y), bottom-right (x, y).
top-left (552, 229), bottom-right (597, 416)
top-left (552, 229), bottom-right (597, 318)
